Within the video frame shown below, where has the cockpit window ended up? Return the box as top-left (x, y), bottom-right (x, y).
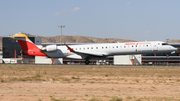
top-left (162, 43), bottom-right (169, 45)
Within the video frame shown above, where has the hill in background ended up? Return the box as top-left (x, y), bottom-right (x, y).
top-left (41, 35), bottom-right (136, 43)
top-left (168, 40), bottom-right (180, 43)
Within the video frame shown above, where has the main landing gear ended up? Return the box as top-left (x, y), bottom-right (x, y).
top-left (85, 59), bottom-right (90, 65)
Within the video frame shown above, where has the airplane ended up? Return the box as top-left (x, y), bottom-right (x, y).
top-left (11, 33), bottom-right (177, 65)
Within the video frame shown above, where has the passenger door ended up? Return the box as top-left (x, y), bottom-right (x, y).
top-left (153, 43), bottom-right (158, 51)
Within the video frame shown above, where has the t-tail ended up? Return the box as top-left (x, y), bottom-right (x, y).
top-left (11, 33), bottom-right (48, 57)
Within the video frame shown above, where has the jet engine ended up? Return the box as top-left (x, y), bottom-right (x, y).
top-left (41, 45), bottom-right (57, 52)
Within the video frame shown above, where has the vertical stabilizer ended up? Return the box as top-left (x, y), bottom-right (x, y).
top-left (11, 33), bottom-right (48, 57)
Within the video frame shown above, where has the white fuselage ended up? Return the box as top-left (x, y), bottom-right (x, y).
top-left (37, 41), bottom-right (177, 59)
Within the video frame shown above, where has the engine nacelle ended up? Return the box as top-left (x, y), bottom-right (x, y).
top-left (41, 45), bottom-right (57, 52)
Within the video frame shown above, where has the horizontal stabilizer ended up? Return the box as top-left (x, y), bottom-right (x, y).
top-left (11, 34), bottom-right (31, 41)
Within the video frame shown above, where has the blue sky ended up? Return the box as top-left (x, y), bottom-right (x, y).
top-left (0, 0), bottom-right (180, 41)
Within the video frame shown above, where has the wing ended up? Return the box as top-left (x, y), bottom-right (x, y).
top-left (66, 45), bottom-right (105, 58)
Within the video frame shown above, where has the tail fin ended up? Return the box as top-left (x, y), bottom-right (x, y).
top-left (11, 33), bottom-right (48, 57)
top-left (11, 33), bottom-right (38, 52)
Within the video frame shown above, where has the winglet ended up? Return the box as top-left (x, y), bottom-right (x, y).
top-left (66, 45), bottom-right (75, 52)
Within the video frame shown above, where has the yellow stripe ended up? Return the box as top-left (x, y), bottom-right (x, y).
top-left (12, 34), bottom-right (31, 41)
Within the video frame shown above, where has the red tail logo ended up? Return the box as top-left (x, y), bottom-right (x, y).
top-left (12, 34), bottom-right (48, 57)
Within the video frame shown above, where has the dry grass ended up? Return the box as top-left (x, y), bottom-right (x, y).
top-left (2, 65), bottom-right (180, 83)
top-left (0, 64), bottom-right (180, 101)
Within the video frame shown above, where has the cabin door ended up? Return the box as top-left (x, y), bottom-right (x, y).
top-left (153, 44), bottom-right (158, 51)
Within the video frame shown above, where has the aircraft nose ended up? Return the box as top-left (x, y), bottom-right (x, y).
top-left (170, 46), bottom-right (177, 51)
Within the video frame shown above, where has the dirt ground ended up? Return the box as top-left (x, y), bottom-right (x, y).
top-left (0, 65), bottom-right (180, 101)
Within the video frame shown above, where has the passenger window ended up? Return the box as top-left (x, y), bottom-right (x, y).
top-left (96, 47), bottom-right (98, 49)
top-left (116, 46), bottom-right (118, 48)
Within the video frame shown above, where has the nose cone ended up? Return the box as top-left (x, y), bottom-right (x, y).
top-left (170, 46), bottom-right (177, 51)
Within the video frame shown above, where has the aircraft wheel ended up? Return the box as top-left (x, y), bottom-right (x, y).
top-left (85, 60), bottom-right (90, 65)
